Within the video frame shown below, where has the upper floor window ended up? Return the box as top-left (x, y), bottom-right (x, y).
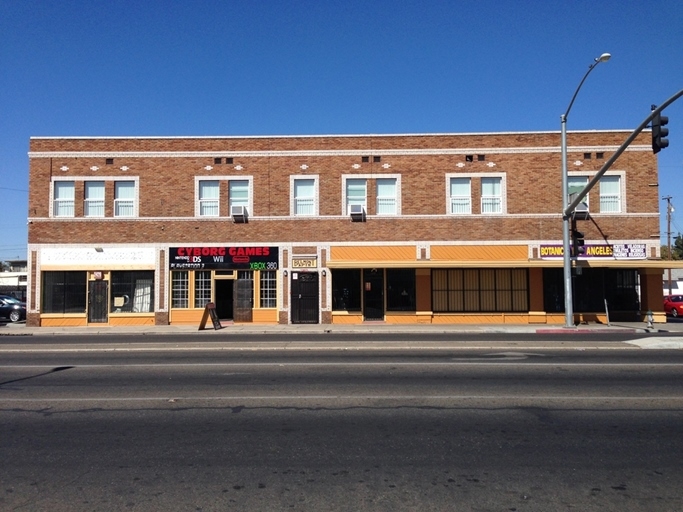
top-left (599, 175), bottom-right (621, 213)
top-left (198, 180), bottom-right (219, 217)
top-left (568, 176), bottom-right (589, 208)
top-left (53, 181), bottom-right (75, 217)
top-left (449, 177), bottom-right (472, 214)
top-left (481, 177), bottom-right (502, 214)
top-left (84, 181), bottom-right (105, 217)
top-left (292, 177), bottom-right (318, 216)
top-left (376, 178), bottom-right (397, 215)
top-left (346, 178), bottom-right (366, 214)
top-left (229, 180), bottom-right (249, 209)
top-left (114, 181), bottom-right (136, 217)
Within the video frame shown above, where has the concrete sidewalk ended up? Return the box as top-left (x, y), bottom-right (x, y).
top-left (2, 319), bottom-right (682, 337)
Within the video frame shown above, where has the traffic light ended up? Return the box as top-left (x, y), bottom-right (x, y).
top-left (571, 229), bottom-right (585, 257)
top-left (652, 111), bottom-right (669, 154)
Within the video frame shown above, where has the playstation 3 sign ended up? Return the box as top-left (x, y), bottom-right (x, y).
top-left (169, 246), bottom-right (279, 270)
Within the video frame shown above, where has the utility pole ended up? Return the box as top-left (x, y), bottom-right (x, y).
top-left (663, 196), bottom-right (673, 295)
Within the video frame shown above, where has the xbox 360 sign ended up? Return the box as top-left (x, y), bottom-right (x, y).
top-left (169, 246), bottom-right (279, 270)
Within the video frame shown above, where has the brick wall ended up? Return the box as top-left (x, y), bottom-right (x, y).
top-left (28, 131), bottom-right (659, 246)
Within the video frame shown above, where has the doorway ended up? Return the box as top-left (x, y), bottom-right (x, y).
top-left (233, 276), bottom-right (254, 322)
top-left (363, 269), bottom-right (384, 320)
top-left (291, 271), bottom-right (319, 324)
top-left (215, 279), bottom-right (234, 320)
top-left (88, 280), bottom-right (109, 323)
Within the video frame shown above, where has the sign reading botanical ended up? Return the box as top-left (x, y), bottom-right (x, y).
top-left (539, 243), bottom-right (647, 259)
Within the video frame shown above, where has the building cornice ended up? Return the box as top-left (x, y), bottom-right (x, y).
top-left (29, 145), bottom-right (651, 159)
top-left (29, 129), bottom-right (638, 141)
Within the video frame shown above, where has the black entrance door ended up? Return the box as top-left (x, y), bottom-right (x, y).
top-left (88, 280), bottom-right (108, 323)
top-left (363, 269), bottom-right (384, 320)
top-left (215, 280), bottom-right (234, 320)
top-left (291, 271), bottom-right (319, 324)
top-left (233, 276), bottom-right (253, 322)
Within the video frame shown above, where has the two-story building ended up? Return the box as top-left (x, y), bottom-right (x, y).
top-left (26, 130), bottom-right (673, 328)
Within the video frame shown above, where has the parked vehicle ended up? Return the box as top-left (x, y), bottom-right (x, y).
top-left (0, 295), bottom-right (26, 322)
top-left (663, 295), bottom-right (683, 317)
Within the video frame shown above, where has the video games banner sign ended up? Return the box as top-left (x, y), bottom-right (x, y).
top-left (169, 246), bottom-right (279, 270)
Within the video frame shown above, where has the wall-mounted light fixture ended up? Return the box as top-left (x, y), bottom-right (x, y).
top-left (322, 270), bottom-right (326, 276)
top-left (283, 270), bottom-right (288, 277)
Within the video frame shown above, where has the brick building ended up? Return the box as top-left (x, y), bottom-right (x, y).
top-left (26, 130), bottom-right (674, 328)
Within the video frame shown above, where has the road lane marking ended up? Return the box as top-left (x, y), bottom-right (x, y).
top-left (1, 395), bottom-right (683, 403)
top-left (0, 345), bottom-right (646, 353)
top-left (625, 337), bottom-right (683, 349)
top-left (3, 361), bottom-right (683, 369)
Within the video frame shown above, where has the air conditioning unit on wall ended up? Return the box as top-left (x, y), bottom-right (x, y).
top-left (573, 201), bottom-right (590, 221)
top-left (349, 204), bottom-right (365, 222)
top-left (231, 205), bottom-right (248, 223)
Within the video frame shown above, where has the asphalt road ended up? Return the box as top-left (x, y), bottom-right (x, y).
top-left (2, 343), bottom-right (683, 511)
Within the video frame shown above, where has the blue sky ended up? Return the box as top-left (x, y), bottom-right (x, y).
top-left (1, 0), bottom-right (682, 261)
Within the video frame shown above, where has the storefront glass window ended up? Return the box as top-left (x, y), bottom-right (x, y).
top-left (194, 271), bottom-right (212, 308)
top-left (386, 269), bottom-right (415, 311)
top-left (260, 270), bottom-right (277, 308)
top-left (544, 268), bottom-right (639, 313)
top-left (110, 271), bottom-right (154, 313)
top-left (433, 269), bottom-right (528, 312)
top-left (42, 271), bottom-right (87, 313)
top-left (171, 271), bottom-right (189, 308)
top-left (332, 269), bottom-right (361, 311)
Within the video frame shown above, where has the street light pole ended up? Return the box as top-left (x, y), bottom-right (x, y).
top-left (561, 53), bottom-right (611, 328)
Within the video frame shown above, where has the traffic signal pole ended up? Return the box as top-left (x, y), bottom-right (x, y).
top-left (565, 89), bottom-right (682, 217)
top-left (561, 88), bottom-right (681, 328)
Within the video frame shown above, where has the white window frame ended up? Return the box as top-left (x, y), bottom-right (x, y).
top-left (567, 174), bottom-right (589, 209)
top-left (290, 175), bottom-right (319, 216)
top-left (84, 181), bottom-right (105, 217)
top-left (480, 175), bottom-right (505, 214)
top-left (193, 176), bottom-right (253, 218)
top-left (568, 171), bottom-right (625, 214)
top-left (228, 177), bottom-right (253, 215)
top-left (50, 176), bottom-right (139, 219)
top-left (446, 175), bottom-right (472, 215)
top-left (446, 172), bottom-right (506, 215)
top-left (598, 172), bottom-right (624, 214)
top-left (376, 176), bottom-right (401, 215)
top-left (114, 180), bottom-right (138, 218)
top-left (195, 178), bottom-right (220, 217)
top-left (342, 176), bottom-right (367, 215)
top-left (51, 179), bottom-right (75, 218)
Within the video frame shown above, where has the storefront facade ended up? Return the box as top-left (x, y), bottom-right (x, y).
top-left (26, 131), bottom-right (676, 327)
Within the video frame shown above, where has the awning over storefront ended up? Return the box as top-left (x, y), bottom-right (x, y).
top-left (327, 259), bottom-right (683, 269)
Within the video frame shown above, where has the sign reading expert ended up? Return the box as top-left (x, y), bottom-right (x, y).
top-left (169, 246), bottom-right (279, 270)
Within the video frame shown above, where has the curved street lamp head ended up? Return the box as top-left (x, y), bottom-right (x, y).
top-left (563, 52), bottom-right (612, 119)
